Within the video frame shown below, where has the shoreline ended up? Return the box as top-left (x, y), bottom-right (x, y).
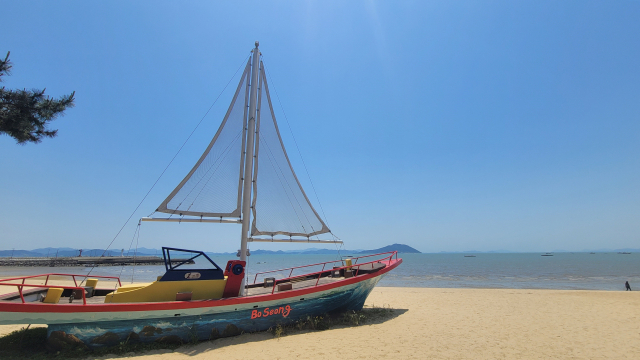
top-left (1, 286), bottom-right (639, 359)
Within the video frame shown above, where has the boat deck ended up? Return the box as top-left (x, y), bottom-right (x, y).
top-left (0, 261), bottom-right (388, 305)
top-left (246, 273), bottom-right (346, 296)
top-left (0, 276), bottom-right (347, 303)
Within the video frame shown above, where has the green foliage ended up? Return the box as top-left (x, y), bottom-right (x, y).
top-left (341, 310), bottom-right (366, 326)
top-left (188, 324), bottom-right (199, 344)
top-left (273, 324), bottom-right (284, 338)
top-left (0, 326), bottom-right (181, 360)
top-left (0, 326), bottom-right (48, 358)
top-left (269, 304), bottom-right (396, 338)
top-left (0, 51), bottom-right (75, 144)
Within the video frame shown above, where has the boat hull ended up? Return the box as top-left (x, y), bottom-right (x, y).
top-left (49, 275), bottom-right (382, 347)
top-left (1, 258), bottom-right (401, 348)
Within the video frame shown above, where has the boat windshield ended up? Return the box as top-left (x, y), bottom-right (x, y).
top-left (162, 247), bottom-right (221, 271)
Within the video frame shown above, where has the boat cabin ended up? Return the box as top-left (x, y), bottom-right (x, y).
top-left (104, 247), bottom-right (245, 303)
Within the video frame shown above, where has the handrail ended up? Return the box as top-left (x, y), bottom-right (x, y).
top-left (0, 282), bottom-right (88, 305)
top-left (351, 251), bottom-right (398, 265)
top-left (268, 251), bottom-right (398, 294)
top-left (0, 273), bottom-right (122, 286)
top-left (0, 273), bottom-right (123, 305)
top-left (251, 251), bottom-right (398, 285)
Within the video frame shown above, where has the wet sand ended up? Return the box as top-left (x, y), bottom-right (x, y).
top-left (1, 284), bottom-right (639, 359)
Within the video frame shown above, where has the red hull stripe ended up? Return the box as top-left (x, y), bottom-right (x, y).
top-left (1, 259), bottom-right (402, 314)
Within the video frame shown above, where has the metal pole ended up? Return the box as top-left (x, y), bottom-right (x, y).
top-left (239, 41), bottom-right (261, 295)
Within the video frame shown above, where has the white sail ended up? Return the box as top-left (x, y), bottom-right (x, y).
top-left (250, 65), bottom-right (330, 238)
top-left (153, 51), bottom-right (331, 239)
top-left (156, 61), bottom-right (251, 218)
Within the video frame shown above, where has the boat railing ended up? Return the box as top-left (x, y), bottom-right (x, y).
top-left (0, 273), bottom-right (122, 305)
top-left (251, 251), bottom-right (398, 294)
top-left (251, 251), bottom-right (398, 285)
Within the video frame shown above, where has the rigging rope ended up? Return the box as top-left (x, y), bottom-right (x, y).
top-left (117, 220), bottom-right (141, 287)
top-left (131, 221), bottom-right (141, 284)
top-left (80, 55), bottom-right (251, 284)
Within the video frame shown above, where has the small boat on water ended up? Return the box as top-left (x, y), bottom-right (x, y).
top-left (0, 43), bottom-right (401, 348)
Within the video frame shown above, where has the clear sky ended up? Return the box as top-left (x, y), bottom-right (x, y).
top-left (1, 1), bottom-right (639, 253)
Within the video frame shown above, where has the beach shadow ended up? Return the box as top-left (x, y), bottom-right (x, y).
top-left (175, 307), bottom-right (409, 357)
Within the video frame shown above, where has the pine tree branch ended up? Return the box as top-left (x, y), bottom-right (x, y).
top-left (0, 52), bottom-right (75, 144)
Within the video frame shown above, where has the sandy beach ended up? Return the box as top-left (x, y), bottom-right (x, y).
top-left (1, 283), bottom-right (639, 359)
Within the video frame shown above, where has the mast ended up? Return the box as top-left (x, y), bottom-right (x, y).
top-left (239, 41), bottom-right (261, 293)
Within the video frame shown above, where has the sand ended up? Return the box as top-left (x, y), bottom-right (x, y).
top-left (1, 284), bottom-right (638, 359)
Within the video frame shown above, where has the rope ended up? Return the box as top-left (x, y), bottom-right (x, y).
top-left (80, 55), bottom-right (251, 284)
top-left (117, 220), bottom-right (140, 287)
top-left (131, 222), bottom-right (141, 283)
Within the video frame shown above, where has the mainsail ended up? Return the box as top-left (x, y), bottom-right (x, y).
top-left (251, 65), bottom-right (330, 238)
top-left (156, 61), bottom-right (250, 218)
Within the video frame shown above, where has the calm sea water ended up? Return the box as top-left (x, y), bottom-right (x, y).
top-left (1, 253), bottom-right (638, 291)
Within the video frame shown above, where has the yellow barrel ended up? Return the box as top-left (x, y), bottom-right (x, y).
top-left (42, 288), bottom-right (64, 304)
top-left (85, 278), bottom-right (99, 288)
top-left (345, 258), bottom-right (352, 270)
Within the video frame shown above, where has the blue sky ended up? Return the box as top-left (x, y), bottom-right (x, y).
top-left (1, 1), bottom-right (639, 253)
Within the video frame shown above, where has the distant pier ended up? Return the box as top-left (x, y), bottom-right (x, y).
top-left (0, 256), bottom-right (185, 267)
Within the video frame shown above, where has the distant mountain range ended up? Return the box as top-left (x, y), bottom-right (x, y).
top-left (0, 247), bottom-right (161, 258)
top-left (0, 244), bottom-right (421, 258)
top-left (3, 244), bottom-right (638, 258)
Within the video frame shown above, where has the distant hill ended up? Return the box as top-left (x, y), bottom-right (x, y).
top-left (357, 243), bottom-right (421, 254)
top-left (1, 244), bottom-right (420, 258)
top-left (0, 250), bottom-right (43, 257)
top-left (0, 247), bottom-right (161, 258)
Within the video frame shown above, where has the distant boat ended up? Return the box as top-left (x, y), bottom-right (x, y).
top-left (464, 255), bottom-right (476, 257)
top-left (589, 252), bottom-right (596, 254)
top-left (618, 252), bottom-right (631, 254)
top-left (541, 253), bottom-right (553, 257)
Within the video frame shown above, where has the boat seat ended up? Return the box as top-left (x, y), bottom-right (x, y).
top-left (263, 277), bottom-right (275, 288)
top-left (41, 288), bottom-right (64, 304)
top-left (104, 279), bottom-right (227, 303)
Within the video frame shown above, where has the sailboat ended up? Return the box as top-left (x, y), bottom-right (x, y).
top-left (0, 43), bottom-right (402, 348)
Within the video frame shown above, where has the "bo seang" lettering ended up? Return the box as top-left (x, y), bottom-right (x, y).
top-left (251, 305), bottom-right (292, 319)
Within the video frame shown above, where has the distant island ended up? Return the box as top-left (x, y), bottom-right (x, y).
top-left (0, 243), bottom-right (421, 258)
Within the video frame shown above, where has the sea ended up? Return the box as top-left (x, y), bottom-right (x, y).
top-left (1, 252), bottom-right (638, 291)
